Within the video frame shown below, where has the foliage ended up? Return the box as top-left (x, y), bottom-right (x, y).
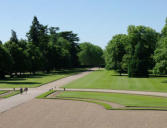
top-left (0, 45), bottom-right (13, 78)
top-left (153, 37), bottom-right (167, 74)
top-left (58, 31), bottom-right (80, 67)
top-left (153, 18), bottom-right (167, 75)
top-left (78, 42), bottom-right (104, 66)
top-left (128, 25), bottom-right (158, 77)
top-left (161, 18), bottom-right (167, 37)
top-left (1, 16), bottom-right (94, 79)
top-left (105, 34), bottom-right (128, 75)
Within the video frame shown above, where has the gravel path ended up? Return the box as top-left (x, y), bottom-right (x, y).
top-left (0, 99), bottom-right (167, 128)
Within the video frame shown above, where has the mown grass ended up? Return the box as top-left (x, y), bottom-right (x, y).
top-left (0, 68), bottom-right (87, 88)
top-left (0, 91), bottom-right (20, 98)
top-left (56, 91), bottom-right (167, 107)
top-left (63, 69), bottom-right (167, 92)
top-left (0, 90), bottom-right (20, 98)
top-left (36, 90), bottom-right (55, 99)
top-left (0, 90), bottom-right (8, 95)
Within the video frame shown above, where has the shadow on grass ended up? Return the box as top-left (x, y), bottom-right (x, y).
top-left (0, 68), bottom-right (88, 81)
top-left (149, 74), bottom-right (167, 78)
top-left (161, 80), bottom-right (167, 83)
top-left (111, 74), bottom-right (128, 77)
top-left (0, 82), bottom-right (40, 85)
top-left (53, 68), bottom-right (89, 74)
top-left (111, 74), bottom-right (167, 78)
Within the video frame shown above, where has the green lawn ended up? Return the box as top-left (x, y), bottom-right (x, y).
top-left (36, 90), bottom-right (55, 99)
top-left (0, 90), bottom-right (20, 98)
top-left (0, 90), bottom-right (8, 95)
top-left (0, 91), bottom-right (20, 98)
top-left (63, 70), bottom-right (167, 92)
top-left (0, 68), bottom-right (86, 88)
top-left (56, 91), bottom-right (167, 107)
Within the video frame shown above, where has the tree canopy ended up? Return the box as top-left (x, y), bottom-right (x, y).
top-left (105, 34), bottom-right (128, 75)
top-left (78, 42), bottom-right (104, 67)
top-left (105, 24), bottom-right (159, 77)
top-left (0, 16), bottom-right (104, 79)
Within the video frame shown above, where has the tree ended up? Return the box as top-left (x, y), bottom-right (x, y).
top-left (56, 37), bottom-right (72, 67)
top-left (49, 27), bottom-right (59, 43)
top-left (0, 45), bottom-right (13, 79)
top-left (105, 34), bottom-right (128, 75)
top-left (10, 30), bottom-right (18, 43)
top-left (4, 31), bottom-right (29, 75)
top-left (26, 16), bottom-right (42, 46)
top-left (26, 42), bottom-right (42, 74)
top-left (153, 37), bottom-right (167, 74)
top-left (161, 18), bottom-right (167, 37)
top-left (58, 31), bottom-right (80, 67)
top-left (78, 42), bottom-right (104, 67)
top-left (153, 18), bottom-right (167, 75)
top-left (128, 25), bottom-right (158, 77)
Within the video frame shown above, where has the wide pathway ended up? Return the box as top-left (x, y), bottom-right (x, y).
top-left (0, 69), bottom-right (95, 113)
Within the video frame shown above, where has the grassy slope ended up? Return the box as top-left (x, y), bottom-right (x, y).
top-left (57, 91), bottom-right (167, 107)
top-left (63, 70), bottom-right (167, 92)
top-left (0, 68), bottom-right (86, 88)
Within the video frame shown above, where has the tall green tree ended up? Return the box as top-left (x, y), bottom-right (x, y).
top-left (161, 18), bottom-right (167, 37)
top-left (0, 45), bottom-right (13, 78)
top-left (78, 42), bottom-right (104, 67)
top-left (4, 30), bottom-right (29, 75)
top-left (27, 16), bottom-right (50, 72)
top-left (26, 42), bottom-right (42, 74)
top-left (59, 31), bottom-right (80, 67)
top-left (153, 37), bottom-right (167, 74)
top-left (105, 34), bottom-right (128, 75)
top-left (10, 30), bottom-right (18, 43)
top-left (26, 16), bottom-right (42, 46)
top-left (56, 37), bottom-right (72, 67)
top-left (153, 18), bottom-right (167, 75)
top-left (128, 25), bottom-right (158, 77)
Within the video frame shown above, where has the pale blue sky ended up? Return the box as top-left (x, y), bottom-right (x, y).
top-left (0, 0), bottom-right (167, 48)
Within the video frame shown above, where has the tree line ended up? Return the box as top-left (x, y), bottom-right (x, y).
top-left (105, 17), bottom-right (167, 77)
top-left (0, 16), bottom-right (104, 79)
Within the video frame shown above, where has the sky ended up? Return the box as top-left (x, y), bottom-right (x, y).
top-left (0, 0), bottom-right (167, 48)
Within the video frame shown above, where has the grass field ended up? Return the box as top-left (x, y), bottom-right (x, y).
top-left (63, 70), bottom-right (167, 92)
top-left (56, 91), bottom-right (167, 107)
top-left (0, 68), bottom-right (86, 88)
top-left (0, 90), bottom-right (20, 98)
top-left (0, 90), bottom-right (8, 95)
